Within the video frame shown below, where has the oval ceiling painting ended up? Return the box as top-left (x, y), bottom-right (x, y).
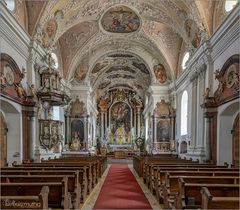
top-left (101, 6), bottom-right (140, 33)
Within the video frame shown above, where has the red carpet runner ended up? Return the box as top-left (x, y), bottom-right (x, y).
top-left (93, 164), bottom-right (152, 209)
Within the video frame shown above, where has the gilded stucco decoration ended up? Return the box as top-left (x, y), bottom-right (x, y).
top-left (101, 6), bottom-right (140, 33)
top-left (154, 100), bottom-right (170, 116)
top-left (70, 99), bottom-right (86, 117)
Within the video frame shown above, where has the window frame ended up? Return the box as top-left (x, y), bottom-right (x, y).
top-left (181, 52), bottom-right (190, 70)
top-left (180, 90), bottom-right (188, 136)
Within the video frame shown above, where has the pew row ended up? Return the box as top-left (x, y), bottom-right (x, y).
top-left (201, 187), bottom-right (240, 209)
top-left (0, 186), bottom-right (49, 209)
top-left (0, 180), bottom-right (71, 209)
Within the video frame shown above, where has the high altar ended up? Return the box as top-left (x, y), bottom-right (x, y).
top-left (98, 89), bottom-right (143, 151)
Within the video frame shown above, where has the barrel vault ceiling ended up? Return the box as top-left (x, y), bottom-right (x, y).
top-left (29, 0), bottom-right (225, 98)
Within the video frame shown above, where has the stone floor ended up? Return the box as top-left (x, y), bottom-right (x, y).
top-left (81, 164), bottom-right (162, 210)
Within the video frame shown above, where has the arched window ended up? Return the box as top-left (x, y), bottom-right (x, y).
top-left (181, 91), bottom-right (188, 136)
top-left (51, 53), bottom-right (59, 69)
top-left (181, 52), bottom-right (190, 70)
top-left (53, 106), bottom-right (60, 121)
top-left (225, 0), bottom-right (238, 12)
top-left (5, 0), bottom-right (15, 11)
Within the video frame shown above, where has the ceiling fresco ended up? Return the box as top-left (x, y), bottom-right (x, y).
top-left (27, 0), bottom-right (233, 97)
top-left (105, 66), bottom-right (136, 74)
top-left (101, 6), bottom-right (140, 33)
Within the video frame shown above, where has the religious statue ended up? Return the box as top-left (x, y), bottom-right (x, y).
top-left (52, 76), bottom-right (57, 89)
top-left (0, 73), bottom-right (5, 85)
top-left (115, 124), bottom-right (126, 144)
top-left (37, 101), bottom-right (43, 119)
top-left (44, 78), bottom-right (50, 89)
top-left (70, 132), bottom-right (82, 150)
top-left (132, 93), bottom-right (143, 107)
top-left (28, 83), bottom-right (37, 99)
top-left (203, 87), bottom-right (211, 101)
top-left (43, 126), bottom-right (49, 136)
top-left (14, 83), bottom-right (26, 99)
top-left (214, 69), bottom-right (221, 80)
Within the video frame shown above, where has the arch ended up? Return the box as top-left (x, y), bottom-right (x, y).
top-left (180, 141), bottom-right (187, 154)
top-left (181, 91), bottom-right (188, 136)
top-left (217, 99), bottom-right (239, 165)
top-left (0, 98), bottom-right (22, 166)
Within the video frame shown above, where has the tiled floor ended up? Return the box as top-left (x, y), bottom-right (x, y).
top-left (81, 164), bottom-right (162, 210)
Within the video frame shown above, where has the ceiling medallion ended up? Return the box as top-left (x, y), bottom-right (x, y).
top-left (101, 6), bottom-right (140, 33)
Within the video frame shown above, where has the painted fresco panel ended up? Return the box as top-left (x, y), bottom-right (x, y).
top-left (157, 119), bottom-right (170, 142)
top-left (101, 6), bottom-right (140, 33)
top-left (71, 120), bottom-right (84, 143)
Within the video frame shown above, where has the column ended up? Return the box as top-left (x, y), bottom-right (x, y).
top-left (134, 109), bottom-right (137, 137)
top-left (196, 70), bottom-right (206, 148)
top-left (28, 115), bottom-right (36, 160)
top-left (136, 107), bottom-right (141, 137)
top-left (190, 77), bottom-right (198, 147)
top-left (84, 116), bottom-right (89, 149)
top-left (101, 112), bottom-right (104, 141)
top-left (153, 116), bottom-right (157, 145)
top-left (104, 112), bottom-right (107, 137)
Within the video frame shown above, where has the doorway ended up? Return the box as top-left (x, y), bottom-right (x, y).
top-left (232, 113), bottom-right (239, 168)
top-left (0, 112), bottom-right (7, 167)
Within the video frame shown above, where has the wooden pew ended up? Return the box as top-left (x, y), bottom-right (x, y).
top-left (155, 170), bottom-right (239, 204)
top-left (163, 175), bottom-right (240, 209)
top-left (41, 158), bottom-right (99, 185)
top-left (0, 186), bottom-right (49, 209)
top-left (11, 163), bottom-right (94, 194)
top-left (1, 169), bottom-right (87, 205)
top-left (0, 178), bottom-right (71, 209)
top-left (201, 187), bottom-right (240, 209)
top-left (0, 174), bottom-right (81, 209)
top-left (153, 167), bottom-right (238, 197)
top-left (176, 178), bottom-right (239, 209)
top-left (149, 165), bottom-right (233, 193)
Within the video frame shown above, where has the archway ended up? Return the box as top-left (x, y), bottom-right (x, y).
top-left (232, 113), bottom-right (239, 168)
top-left (180, 141), bottom-right (187, 154)
top-left (0, 112), bottom-right (7, 167)
top-left (217, 100), bottom-right (239, 165)
top-left (0, 98), bottom-right (22, 165)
